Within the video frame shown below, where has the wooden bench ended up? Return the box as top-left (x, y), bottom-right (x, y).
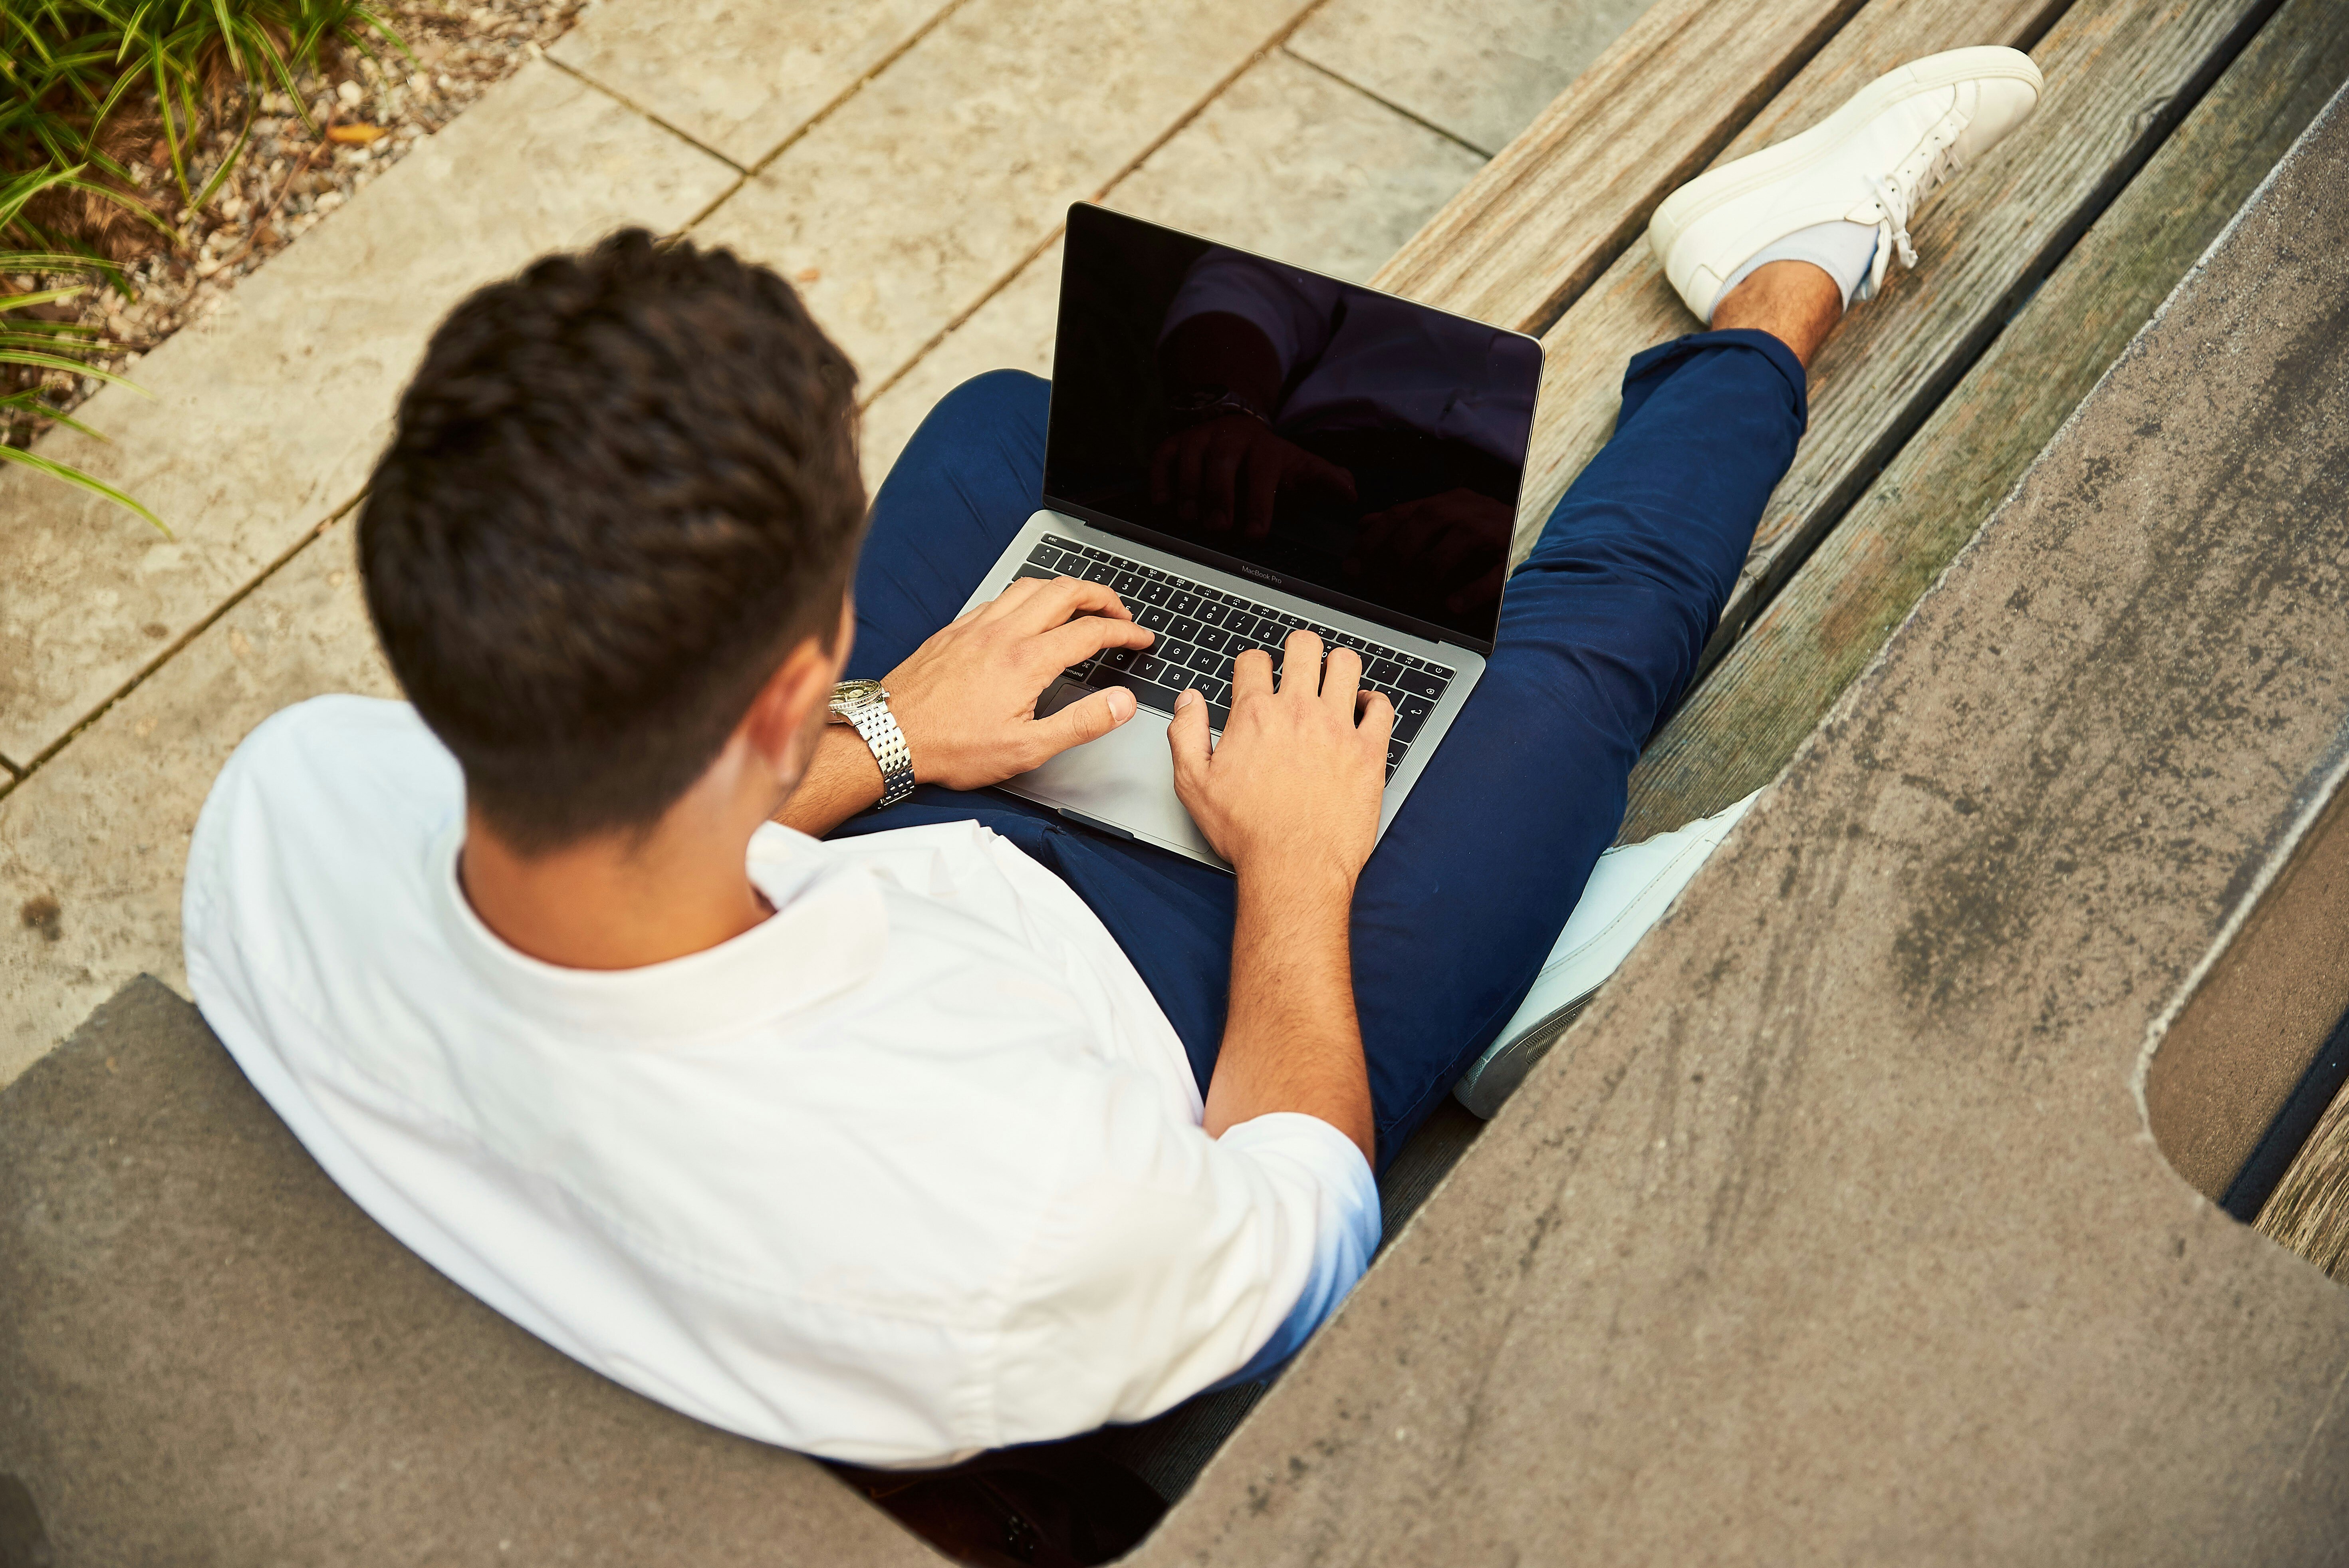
top-left (1379, 0), bottom-right (2349, 1270)
top-left (7, 0), bottom-right (2349, 1558)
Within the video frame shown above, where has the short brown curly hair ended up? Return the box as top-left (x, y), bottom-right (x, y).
top-left (359, 229), bottom-right (865, 853)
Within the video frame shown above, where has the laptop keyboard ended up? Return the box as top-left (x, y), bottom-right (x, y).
top-left (1015, 534), bottom-right (1456, 783)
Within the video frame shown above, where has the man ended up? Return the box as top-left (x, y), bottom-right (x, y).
top-left (184, 50), bottom-right (2039, 1468)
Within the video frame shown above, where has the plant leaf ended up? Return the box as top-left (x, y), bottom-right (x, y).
top-left (0, 347), bottom-right (149, 393)
top-left (0, 444), bottom-right (169, 534)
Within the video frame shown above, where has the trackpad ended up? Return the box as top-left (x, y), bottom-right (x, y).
top-left (1036, 681), bottom-right (1093, 722)
top-left (1017, 683), bottom-right (1221, 863)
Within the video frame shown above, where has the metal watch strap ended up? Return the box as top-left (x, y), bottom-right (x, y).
top-left (846, 699), bottom-right (917, 808)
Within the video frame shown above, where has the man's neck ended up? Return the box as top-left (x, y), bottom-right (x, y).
top-left (458, 802), bottom-right (773, 972)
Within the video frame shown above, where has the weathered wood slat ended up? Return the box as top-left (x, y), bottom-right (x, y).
top-left (1513, 0), bottom-right (2264, 595)
top-left (1366, 0), bottom-right (1868, 330)
top-left (2261, 1073), bottom-right (2349, 1282)
top-left (1616, 0), bottom-right (2349, 844)
top-left (1517, 0), bottom-right (2272, 652)
top-left (1506, 0), bottom-right (2065, 550)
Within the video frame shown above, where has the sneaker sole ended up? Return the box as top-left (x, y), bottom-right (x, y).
top-left (1649, 45), bottom-right (2044, 262)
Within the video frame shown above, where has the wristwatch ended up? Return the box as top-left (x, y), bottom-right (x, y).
top-left (827, 679), bottom-right (917, 808)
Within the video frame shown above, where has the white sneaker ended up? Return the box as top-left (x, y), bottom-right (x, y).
top-left (1649, 46), bottom-right (2044, 322)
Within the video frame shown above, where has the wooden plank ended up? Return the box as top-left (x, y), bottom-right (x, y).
top-left (1365, 0), bottom-right (1869, 329)
top-left (1506, 0), bottom-right (2068, 553)
top-left (1519, 0), bottom-right (2267, 657)
top-left (1616, 0), bottom-right (2349, 842)
top-left (2260, 1061), bottom-right (2349, 1283)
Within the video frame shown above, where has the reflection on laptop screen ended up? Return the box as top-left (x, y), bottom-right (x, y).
top-left (1043, 203), bottom-right (1543, 649)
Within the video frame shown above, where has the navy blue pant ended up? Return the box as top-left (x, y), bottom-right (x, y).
top-left (833, 330), bottom-right (1807, 1167)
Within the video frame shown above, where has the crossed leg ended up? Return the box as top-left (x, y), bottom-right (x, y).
top-left (836, 298), bottom-right (1819, 1165)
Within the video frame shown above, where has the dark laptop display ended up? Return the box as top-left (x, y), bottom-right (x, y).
top-left (1043, 203), bottom-right (1543, 652)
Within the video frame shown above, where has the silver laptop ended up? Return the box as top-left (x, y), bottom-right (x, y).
top-left (959, 202), bottom-right (1545, 869)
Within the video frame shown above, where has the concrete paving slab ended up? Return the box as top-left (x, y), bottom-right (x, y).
top-left (1290, 0), bottom-right (1662, 155)
top-left (0, 977), bottom-right (924, 1565)
top-left (859, 48), bottom-right (1485, 491)
top-left (691, 0), bottom-right (1306, 394)
top-left (549, 0), bottom-right (952, 167)
top-left (1137, 80), bottom-right (2349, 1567)
top-left (0, 61), bottom-right (735, 769)
top-left (0, 521), bottom-right (390, 1092)
top-left (1108, 50), bottom-right (1489, 284)
top-left (861, 251), bottom-right (1061, 496)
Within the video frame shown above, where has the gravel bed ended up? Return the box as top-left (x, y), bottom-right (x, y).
top-left (6, 0), bottom-right (586, 448)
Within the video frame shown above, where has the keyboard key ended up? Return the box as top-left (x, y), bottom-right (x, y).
top-left (1430, 665), bottom-right (1457, 683)
top-left (1158, 641), bottom-right (1197, 669)
top-left (1186, 646), bottom-right (1221, 676)
top-left (1101, 646), bottom-right (1136, 671)
top-left (1396, 668), bottom-right (1446, 700)
top-left (1208, 702), bottom-right (1232, 732)
top-left (1081, 560), bottom-right (1118, 585)
top-left (1028, 546), bottom-right (1064, 571)
top-left (1395, 695), bottom-right (1434, 740)
top-left (1168, 591), bottom-right (1202, 617)
top-left (1198, 602), bottom-right (1231, 627)
top-left (1196, 626), bottom-right (1231, 653)
top-left (1112, 570), bottom-right (1144, 596)
top-left (1137, 605), bottom-right (1173, 632)
top-left (1202, 677), bottom-right (1230, 704)
top-left (1387, 737), bottom-right (1410, 770)
top-left (1132, 653), bottom-right (1169, 682)
top-left (1043, 534), bottom-right (1079, 551)
top-left (1138, 580), bottom-right (1172, 605)
top-left (1167, 616), bottom-right (1203, 642)
top-left (1013, 564), bottom-right (1057, 584)
top-left (1367, 658), bottom-right (1403, 686)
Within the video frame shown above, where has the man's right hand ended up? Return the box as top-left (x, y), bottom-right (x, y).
top-left (1172, 629), bottom-right (1387, 1162)
top-left (1166, 630), bottom-right (1393, 880)
top-left (884, 576), bottom-right (1156, 790)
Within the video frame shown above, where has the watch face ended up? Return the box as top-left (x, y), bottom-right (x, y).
top-left (829, 679), bottom-right (885, 719)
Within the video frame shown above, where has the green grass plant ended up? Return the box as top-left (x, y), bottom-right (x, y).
top-left (3, 0), bottom-right (399, 529)
top-left (1, 163), bottom-right (162, 530)
top-left (3, 0), bottom-right (399, 213)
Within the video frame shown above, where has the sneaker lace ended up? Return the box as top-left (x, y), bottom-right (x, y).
top-left (1866, 133), bottom-right (1966, 283)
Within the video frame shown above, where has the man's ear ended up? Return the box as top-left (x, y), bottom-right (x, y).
top-left (742, 631), bottom-right (841, 778)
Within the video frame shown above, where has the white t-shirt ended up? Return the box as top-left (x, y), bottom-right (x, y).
top-left (183, 696), bottom-right (1377, 1467)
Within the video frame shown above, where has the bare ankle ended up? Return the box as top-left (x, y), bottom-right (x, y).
top-left (1708, 259), bottom-right (1844, 368)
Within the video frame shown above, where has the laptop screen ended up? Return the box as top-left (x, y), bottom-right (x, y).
top-left (1042, 202), bottom-right (1542, 652)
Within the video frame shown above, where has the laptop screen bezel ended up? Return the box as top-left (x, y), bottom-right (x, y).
top-left (1038, 203), bottom-right (1545, 659)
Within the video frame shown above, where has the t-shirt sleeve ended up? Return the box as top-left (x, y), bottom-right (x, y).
top-left (987, 1070), bottom-right (1379, 1445)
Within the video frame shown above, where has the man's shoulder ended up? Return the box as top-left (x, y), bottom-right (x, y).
top-left (188, 696), bottom-right (459, 927)
top-left (208, 695), bottom-right (456, 824)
